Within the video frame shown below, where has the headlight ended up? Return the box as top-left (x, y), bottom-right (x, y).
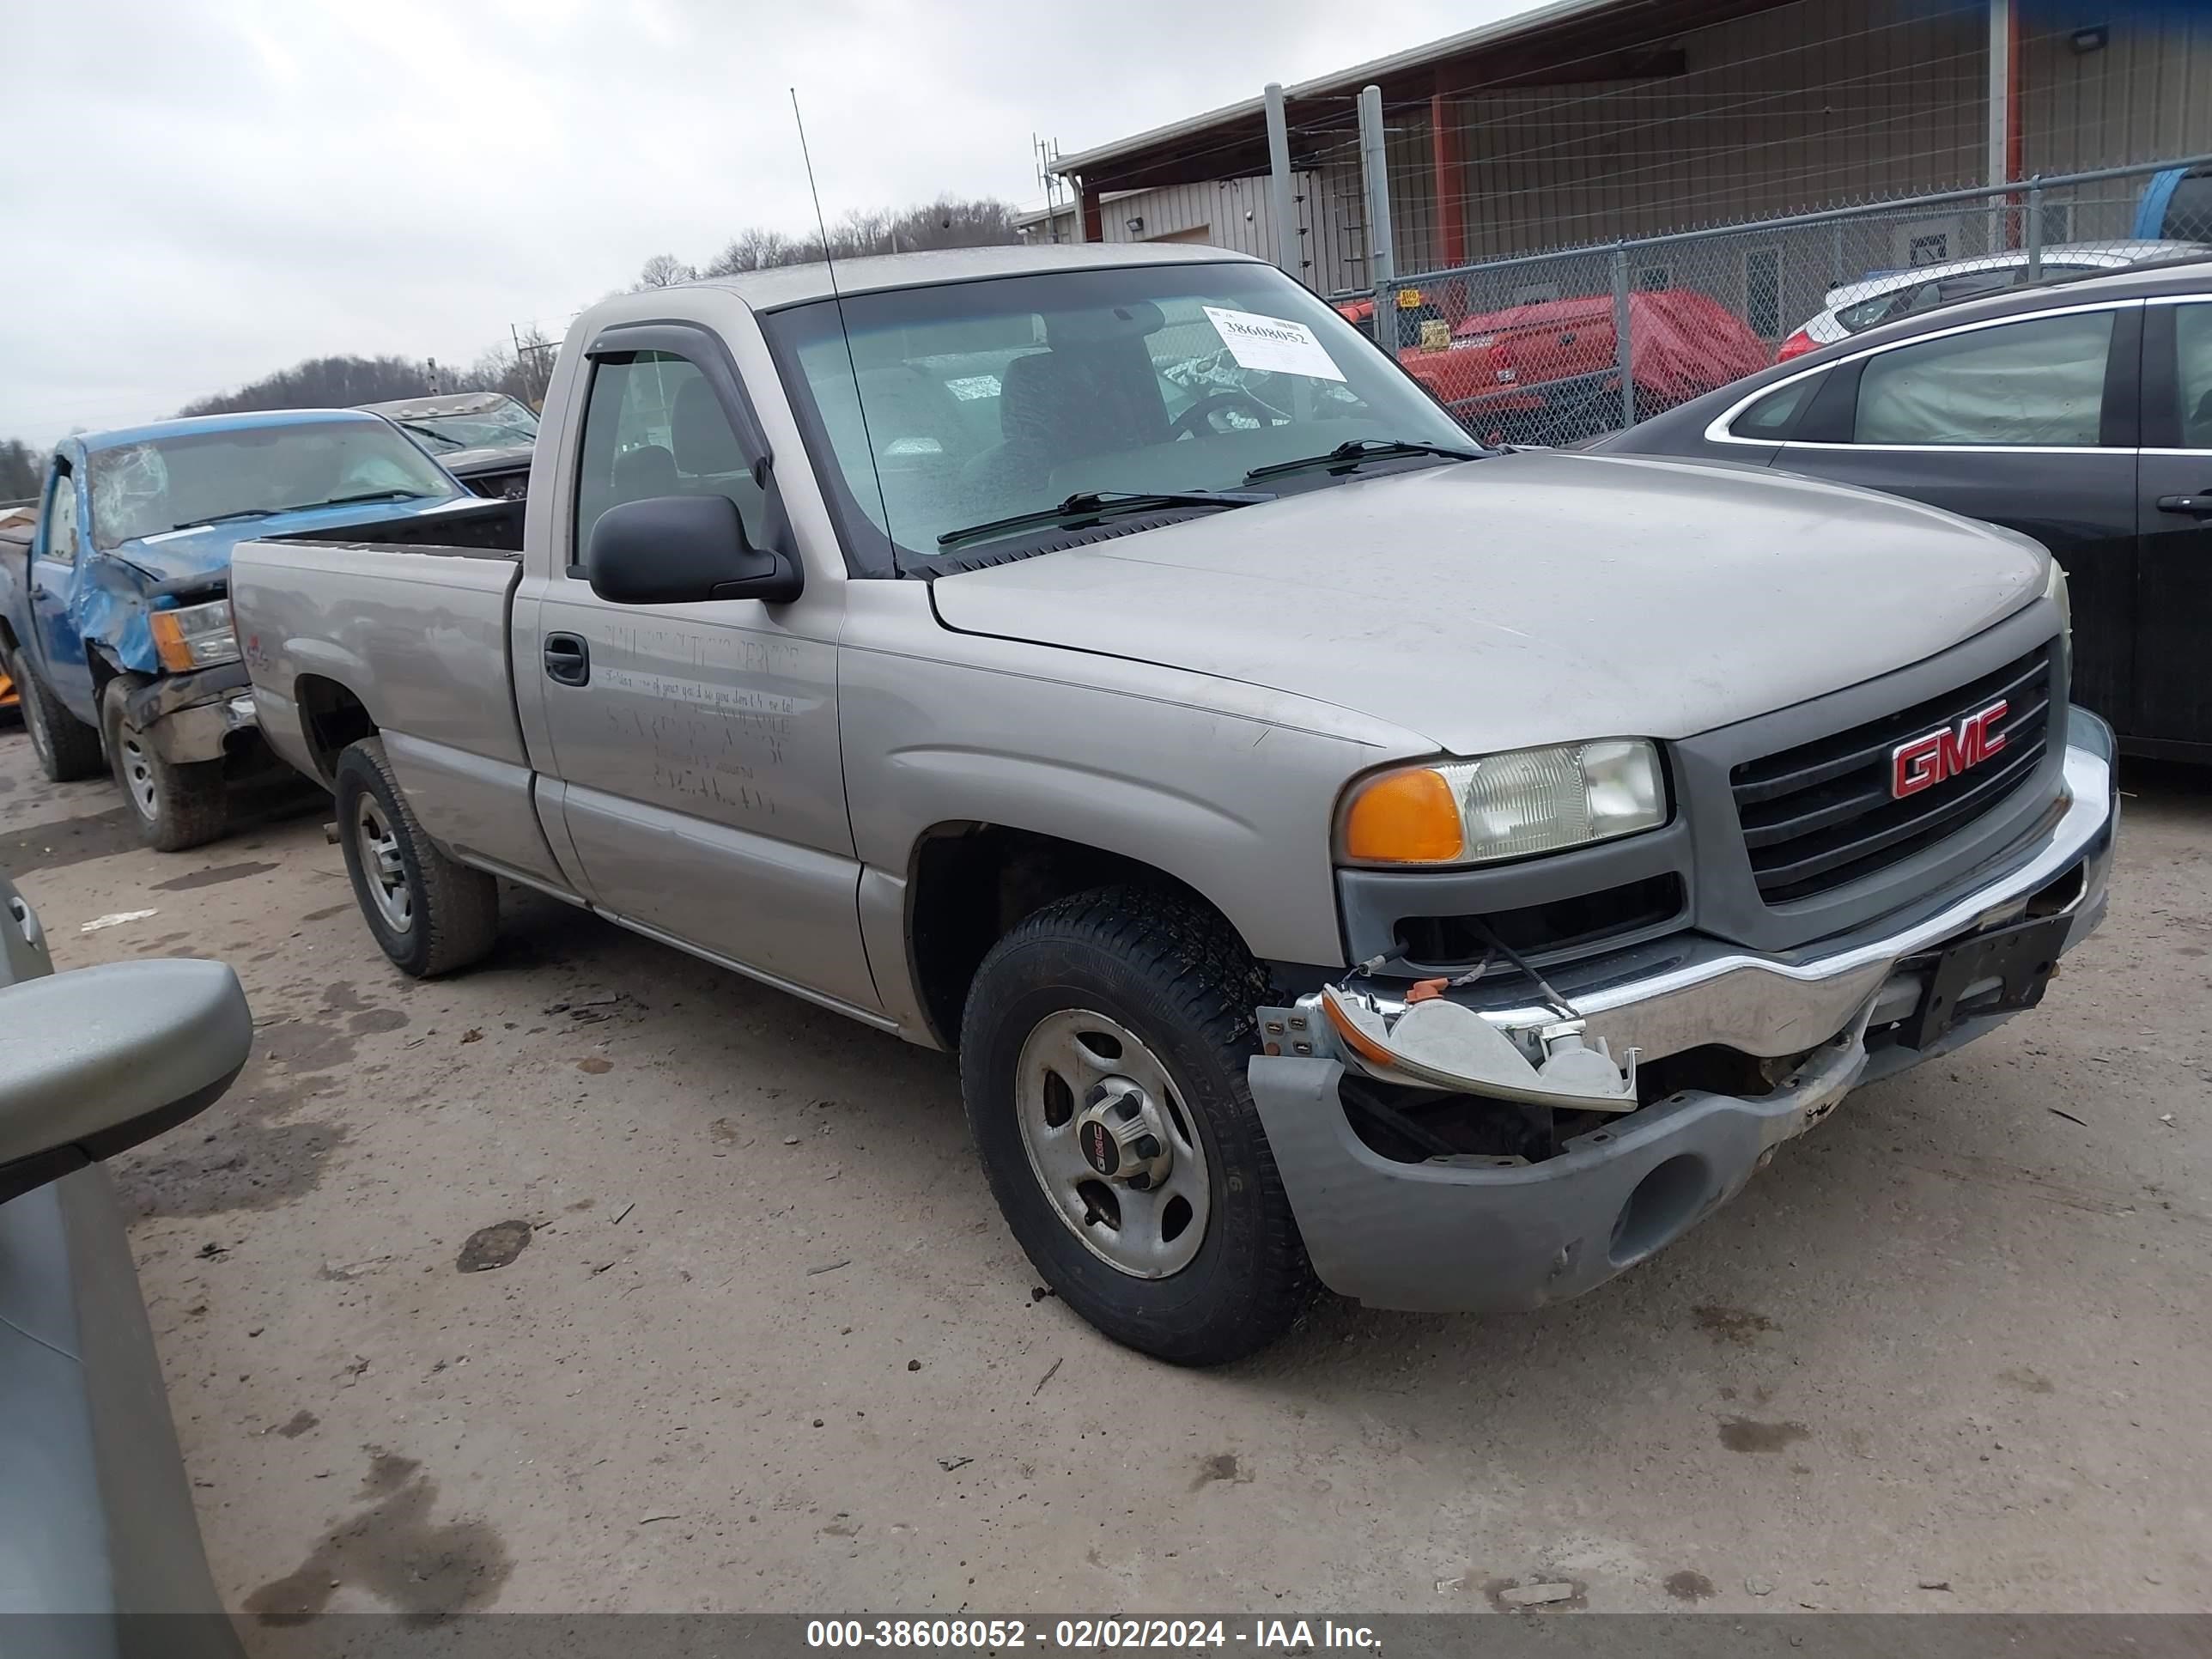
top-left (1339, 738), bottom-right (1667, 866)
top-left (2044, 557), bottom-right (2069, 634)
top-left (149, 599), bottom-right (241, 673)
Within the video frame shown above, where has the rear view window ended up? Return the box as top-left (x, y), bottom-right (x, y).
top-left (1729, 374), bottom-right (1823, 439)
top-left (1854, 311), bottom-right (2115, 447)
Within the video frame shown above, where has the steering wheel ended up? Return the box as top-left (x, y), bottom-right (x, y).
top-left (1169, 390), bottom-right (1283, 439)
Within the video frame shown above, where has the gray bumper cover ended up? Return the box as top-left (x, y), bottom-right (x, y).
top-left (1249, 722), bottom-right (2118, 1314)
top-left (125, 664), bottom-right (257, 764)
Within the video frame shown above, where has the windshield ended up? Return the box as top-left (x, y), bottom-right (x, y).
top-left (395, 400), bottom-right (540, 453)
top-left (763, 261), bottom-right (1477, 566)
top-left (86, 421), bottom-right (461, 549)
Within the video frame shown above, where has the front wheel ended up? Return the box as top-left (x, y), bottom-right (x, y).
top-left (101, 681), bottom-right (228, 852)
top-left (959, 888), bottom-right (1318, 1365)
top-left (334, 736), bottom-right (499, 977)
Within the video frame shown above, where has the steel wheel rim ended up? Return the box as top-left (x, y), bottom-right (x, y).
top-left (356, 799), bottom-right (412, 933)
top-left (119, 734), bottom-right (159, 820)
top-left (1015, 1007), bottom-right (1212, 1279)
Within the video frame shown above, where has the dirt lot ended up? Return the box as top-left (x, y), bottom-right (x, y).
top-left (4, 724), bottom-right (2208, 1624)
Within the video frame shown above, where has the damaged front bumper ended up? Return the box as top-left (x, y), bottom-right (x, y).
top-left (1247, 725), bottom-right (2119, 1314)
top-left (124, 664), bottom-right (257, 764)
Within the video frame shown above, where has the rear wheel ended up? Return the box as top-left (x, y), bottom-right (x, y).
top-left (334, 736), bottom-right (499, 977)
top-left (10, 648), bottom-right (105, 781)
top-left (959, 887), bottom-right (1318, 1365)
top-left (100, 680), bottom-right (228, 852)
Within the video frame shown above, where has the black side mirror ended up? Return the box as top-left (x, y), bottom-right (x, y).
top-left (585, 494), bottom-right (802, 605)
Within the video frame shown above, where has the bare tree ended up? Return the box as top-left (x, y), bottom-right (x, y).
top-left (701, 194), bottom-right (1021, 276)
top-left (703, 227), bottom-right (803, 275)
top-left (635, 253), bottom-right (698, 289)
top-left (0, 437), bottom-right (42, 501)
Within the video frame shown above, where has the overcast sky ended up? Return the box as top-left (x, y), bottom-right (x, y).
top-left (0, 0), bottom-right (1531, 447)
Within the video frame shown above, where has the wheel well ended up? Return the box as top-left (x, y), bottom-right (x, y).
top-left (87, 649), bottom-right (125, 707)
top-left (0, 617), bottom-right (16, 655)
top-left (296, 675), bottom-right (377, 784)
top-left (907, 824), bottom-right (1246, 1050)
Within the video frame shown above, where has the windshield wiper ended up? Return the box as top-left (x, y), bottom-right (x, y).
top-left (169, 507), bottom-right (276, 530)
top-left (300, 489), bottom-right (432, 509)
top-left (1243, 437), bottom-right (1484, 484)
top-left (935, 489), bottom-right (1273, 550)
top-left (392, 420), bottom-right (464, 451)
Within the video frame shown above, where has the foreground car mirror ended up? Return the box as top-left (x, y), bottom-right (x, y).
top-left (585, 494), bottom-right (802, 605)
top-left (0, 959), bottom-right (252, 1205)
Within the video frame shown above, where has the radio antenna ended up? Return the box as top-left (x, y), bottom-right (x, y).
top-left (792, 88), bottom-right (896, 574)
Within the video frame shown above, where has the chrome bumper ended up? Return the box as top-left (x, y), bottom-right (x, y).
top-left (1428, 738), bottom-right (2113, 1066)
top-left (1247, 725), bottom-right (2118, 1315)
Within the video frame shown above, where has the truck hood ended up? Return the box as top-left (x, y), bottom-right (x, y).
top-left (108, 493), bottom-right (488, 587)
top-left (929, 449), bottom-right (2048, 754)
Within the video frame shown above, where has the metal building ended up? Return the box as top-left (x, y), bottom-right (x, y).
top-left (1027, 0), bottom-right (2212, 295)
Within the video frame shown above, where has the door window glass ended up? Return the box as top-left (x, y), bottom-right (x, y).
top-left (40, 469), bottom-right (78, 565)
top-left (2174, 304), bottom-right (2212, 449)
top-left (573, 350), bottom-right (765, 569)
top-left (1854, 310), bottom-right (2115, 447)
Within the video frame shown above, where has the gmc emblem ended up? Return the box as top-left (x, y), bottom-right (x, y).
top-left (1891, 700), bottom-right (2008, 799)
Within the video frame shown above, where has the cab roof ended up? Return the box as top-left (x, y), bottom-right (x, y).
top-left (81, 407), bottom-right (391, 453)
top-left (617, 241), bottom-right (1261, 315)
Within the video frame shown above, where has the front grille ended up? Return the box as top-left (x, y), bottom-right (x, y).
top-left (1392, 873), bottom-right (1686, 969)
top-left (1731, 641), bottom-right (2055, 905)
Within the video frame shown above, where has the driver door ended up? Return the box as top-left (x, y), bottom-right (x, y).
top-left (526, 326), bottom-right (878, 1016)
top-left (27, 460), bottom-right (94, 720)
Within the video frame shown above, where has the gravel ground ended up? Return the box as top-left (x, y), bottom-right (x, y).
top-left (4, 724), bottom-right (2207, 1626)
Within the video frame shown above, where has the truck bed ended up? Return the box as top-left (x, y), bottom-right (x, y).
top-left (261, 495), bottom-right (526, 556)
top-left (230, 507), bottom-right (532, 810)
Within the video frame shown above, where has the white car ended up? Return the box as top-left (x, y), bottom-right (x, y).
top-left (1776, 238), bottom-right (2209, 361)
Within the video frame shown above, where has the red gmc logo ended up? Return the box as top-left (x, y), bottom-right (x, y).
top-left (1891, 700), bottom-right (2008, 799)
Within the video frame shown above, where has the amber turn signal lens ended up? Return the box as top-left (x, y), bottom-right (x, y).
top-left (149, 611), bottom-right (196, 673)
top-left (1340, 768), bottom-right (1464, 864)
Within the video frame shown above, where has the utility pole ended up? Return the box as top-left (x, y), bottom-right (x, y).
top-left (1357, 85), bottom-right (1396, 348)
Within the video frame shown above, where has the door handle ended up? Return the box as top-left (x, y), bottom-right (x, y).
top-left (2155, 494), bottom-right (2212, 518)
top-left (543, 633), bottom-right (590, 686)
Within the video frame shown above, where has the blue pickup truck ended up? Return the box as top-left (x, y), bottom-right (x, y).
top-left (0, 410), bottom-right (493, 849)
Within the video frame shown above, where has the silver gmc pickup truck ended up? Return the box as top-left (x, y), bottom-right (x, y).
top-left (229, 244), bottom-right (2118, 1364)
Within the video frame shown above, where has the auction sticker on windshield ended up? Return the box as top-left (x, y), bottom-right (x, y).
top-left (1201, 307), bottom-right (1346, 381)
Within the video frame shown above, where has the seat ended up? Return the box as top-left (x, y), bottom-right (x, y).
top-left (960, 338), bottom-right (1171, 503)
top-left (669, 371), bottom-right (767, 528)
top-left (672, 376), bottom-right (744, 477)
top-left (611, 443), bottom-right (678, 501)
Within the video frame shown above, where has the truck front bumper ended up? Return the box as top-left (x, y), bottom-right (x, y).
top-left (1246, 724), bottom-right (2118, 1315)
top-left (124, 664), bottom-right (257, 765)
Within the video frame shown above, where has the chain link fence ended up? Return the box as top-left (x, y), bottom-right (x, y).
top-left (1356, 157), bottom-right (2212, 448)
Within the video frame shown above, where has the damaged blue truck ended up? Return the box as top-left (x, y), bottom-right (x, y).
top-left (0, 410), bottom-right (485, 849)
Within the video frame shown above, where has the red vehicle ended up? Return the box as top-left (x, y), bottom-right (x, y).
top-left (1342, 289), bottom-right (1771, 445)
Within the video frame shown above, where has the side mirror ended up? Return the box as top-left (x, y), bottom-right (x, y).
top-left (0, 959), bottom-right (253, 1206)
top-left (585, 494), bottom-right (802, 605)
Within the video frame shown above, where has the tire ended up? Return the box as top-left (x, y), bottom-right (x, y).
top-left (100, 680), bottom-right (229, 853)
top-left (958, 886), bottom-right (1318, 1365)
top-left (334, 736), bottom-right (499, 977)
top-left (9, 647), bottom-right (106, 781)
